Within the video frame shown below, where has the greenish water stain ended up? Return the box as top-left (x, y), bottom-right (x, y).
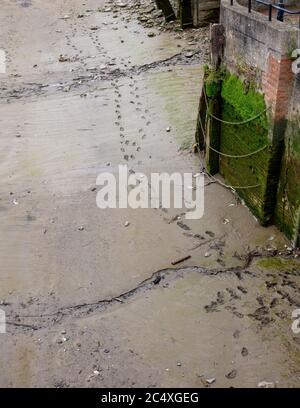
top-left (148, 65), bottom-right (203, 150)
top-left (257, 257), bottom-right (300, 271)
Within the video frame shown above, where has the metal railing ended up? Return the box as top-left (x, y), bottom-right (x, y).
top-left (230, 0), bottom-right (300, 28)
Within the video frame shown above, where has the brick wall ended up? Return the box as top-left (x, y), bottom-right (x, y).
top-left (208, 0), bottom-right (300, 241)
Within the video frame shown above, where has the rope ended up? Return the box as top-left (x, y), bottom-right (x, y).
top-left (203, 85), bottom-right (269, 125)
top-left (196, 114), bottom-right (261, 190)
top-left (209, 144), bottom-right (268, 158)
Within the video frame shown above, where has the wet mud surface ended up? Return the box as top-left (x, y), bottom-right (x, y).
top-left (0, 0), bottom-right (300, 388)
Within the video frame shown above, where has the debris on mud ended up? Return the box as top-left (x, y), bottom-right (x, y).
top-left (171, 255), bottom-right (191, 265)
top-left (226, 369), bottom-right (237, 379)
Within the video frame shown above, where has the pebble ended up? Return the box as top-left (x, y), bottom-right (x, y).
top-left (225, 369), bottom-right (237, 379)
top-left (257, 380), bottom-right (275, 388)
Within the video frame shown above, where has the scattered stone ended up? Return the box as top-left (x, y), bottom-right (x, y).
top-left (241, 347), bottom-right (248, 357)
top-left (185, 51), bottom-right (194, 58)
top-left (226, 369), bottom-right (237, 379)
top-left (58, 55), bottom-right (69, 62)
top-left (78, 226), bottom-right (84, 231)
top-left (147, 32), bottom-right (156, 37)
top-left (257, 380), bottom-right (275, 388)
top-left (124, 221), bottom-right (130, 227)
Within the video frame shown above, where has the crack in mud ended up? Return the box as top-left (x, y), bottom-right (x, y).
top-left (0, 49), bottom-right (205, 101)
top-left (7, 249), bottom-right (292, 333)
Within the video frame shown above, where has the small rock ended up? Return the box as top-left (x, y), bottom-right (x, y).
top-left (226, 369), bottom-right (237, 379)
top-left (78, 226), bottom-right (84, 231)
top-left (257, 380), bottom-right (275, 388)
top-left (241, 347), bottom-right (248, 357)
top-left (185, 51), bottom-right (194, 58)
top-left (206, 378), bottom-right (216, 385)
top-left (124, 221), bottom-right (130, 227)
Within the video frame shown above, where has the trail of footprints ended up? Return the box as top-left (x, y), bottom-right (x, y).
top-left (111, 62), bottom-right (152, 172)
top-left (63, 14), bottom-right (154, 177)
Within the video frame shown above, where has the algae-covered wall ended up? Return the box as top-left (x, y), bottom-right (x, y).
top-left (218, 74), bottom-right (273, 223)
top-left (275, 77), bottom-right (300, 243)
top-left (204, 71), bottom-right (274, 223)
top-left (200, 0), bottom-right (300, 244)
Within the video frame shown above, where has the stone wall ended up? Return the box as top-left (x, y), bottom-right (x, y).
top-left (201, 0), bottom-right (300, 243)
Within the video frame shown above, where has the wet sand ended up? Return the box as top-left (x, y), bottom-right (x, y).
top-left (0, 0), bottom-right (300, 387)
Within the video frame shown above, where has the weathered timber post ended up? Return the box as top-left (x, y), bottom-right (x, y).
top-left (155, 0), bottom-right (176, 21)
top-left (179, 0), bottom-right (193, 28)
top-left (203, 24), bottom-right (225, 175)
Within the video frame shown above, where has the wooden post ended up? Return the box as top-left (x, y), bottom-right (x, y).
top-left (195, 88), bottom-right (206, 151)
top-left (180, 0), bottom-right (193, 28)
top-left (155, 0), bottom-right (176, 22)
top-left (204, 24), bottom-right (225, 175)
